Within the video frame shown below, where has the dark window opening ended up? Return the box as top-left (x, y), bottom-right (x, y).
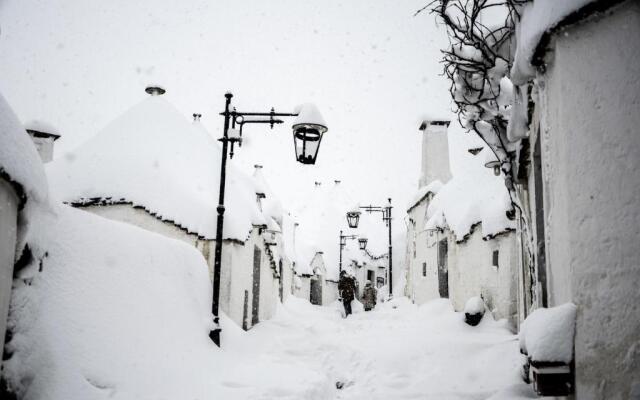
top-left (492, 250), bottom-right (499, 268)
top-left (422, 262), bottom-right (427, 277)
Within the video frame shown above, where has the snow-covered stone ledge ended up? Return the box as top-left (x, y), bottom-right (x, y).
top-left (519, 303), bottom-right (577, 397)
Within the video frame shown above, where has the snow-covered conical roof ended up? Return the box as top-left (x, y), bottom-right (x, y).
top-left (424, 147), bottom-right (515, 241)
top-left (47, 95), bottom-right (265, 240)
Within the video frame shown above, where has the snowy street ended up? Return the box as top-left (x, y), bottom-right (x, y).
top-left (2, 0), bottom-right (638, 398)
top-left (222, 298), bottom-right (535, 400)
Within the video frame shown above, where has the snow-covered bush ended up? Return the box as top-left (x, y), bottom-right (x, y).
top-left (464, 296), bottom-right (486, 326)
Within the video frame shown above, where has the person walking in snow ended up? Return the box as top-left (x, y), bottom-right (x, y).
top-left (338, 270), bottom-right (356, 317)
top-left (362, 280), bottom-right (377, 311)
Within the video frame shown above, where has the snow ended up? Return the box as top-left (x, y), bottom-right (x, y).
top-left (293, 103), bottom-right (327, 130)
top-left (424, 147), bottom-right (515, 241)
top-left (226, 297), bottom-right (536, 399)
top-left (4, 203), bottom-right (220, 399)
top-left (3, 202), bottom-right (331, 399)
top-left (464, 296), bottom-right (486, 315)
top-left (24, 119), bottom-right (60, 136)
top-left (406, 179), bottom-right (443, 211)
top-left (511, 0), bottom-right (596, 84)
top-left (0, 92), bottom-right (49, 254)
top-left (519, 303), bottom-right (577, 363)
top-left (47, 96), bottom-right (265, 241)
top-left (253, 165), bottom-right (284, 224)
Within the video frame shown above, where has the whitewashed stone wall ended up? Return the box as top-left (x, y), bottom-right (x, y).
top-left (0, 179), bottom-right (19, 357)
top-left (535, 2), bottom-right (640, 397)
top-left (446, 229), bottom-right (518, 325)
top-left (406, 196), bottom-right (441, 304)
top-left (295, 275), bottom-right (311, 302)
top-left (406, 193), bottom-right (518, 325)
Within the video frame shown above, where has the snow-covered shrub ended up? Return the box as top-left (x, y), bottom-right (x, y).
top-left (464, 296), bottom-right (486, 326)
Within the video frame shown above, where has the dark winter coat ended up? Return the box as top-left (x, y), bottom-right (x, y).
top-left (338, 275), bottom-right (356, 301)
top-left (362, 285), bottom-right (377, 310)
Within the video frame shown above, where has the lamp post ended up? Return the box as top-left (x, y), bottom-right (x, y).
top-left (345, 198), bottom-right (393, 296)
top-left (339, 230), bottom-right (366, 274)
top-left (210, 93), bottom-right (328, 347)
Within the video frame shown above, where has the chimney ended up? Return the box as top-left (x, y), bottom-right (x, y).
top-left (145, 86), bottom-right (166, 96)
top-left (418, 119), bottom-right (451, 187)
top-left (25, 123), bottom-right (61, 163)
top-left (192, 113), bottom-right (202, 122)
top-left (253, 164), bottom-right (266, 201)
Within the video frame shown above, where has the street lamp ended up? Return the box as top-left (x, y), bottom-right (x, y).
top-left (483, 149), bottom-right (501, 176)
top-left (339, 230), bottom-right (365, 274)
top-left (292, 103), bottom-right (328, 165)
top-left (345, 198), bottom-right (394, 296)
top-left (346, 211), bottom-right (361, 228)
top-left (210, 93), bottom-right (328, 347)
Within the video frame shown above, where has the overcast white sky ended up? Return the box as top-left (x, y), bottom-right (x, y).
top-left (0, 0), bottom-right (483, 250)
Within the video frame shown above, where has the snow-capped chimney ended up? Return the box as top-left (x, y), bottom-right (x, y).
top-left (145, 86), bottom-right (166, 96)
top-left (192, 113), bottom-right (201, 122)
top-left (26, 124), bottom-right (61, 163)
top-left (253, 164), bottom-right (266, 201)
top-left (418, 119), bottom-right (451, 187)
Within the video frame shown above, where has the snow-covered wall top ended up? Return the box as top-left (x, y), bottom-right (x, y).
top-left (0, 93), bottom-right (48, 208)
top-left (3, 201), bottom-right (252, 399)
top-left (511, 0), bottom-right (597, 84)
top-left (0, 92), bottom-right (49, 255)
top-left (424, 147), bottom-right (514, 241)
top-left (47, 96), bottom-right (265, 241)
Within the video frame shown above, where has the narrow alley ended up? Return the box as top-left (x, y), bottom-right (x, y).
top-left (220, 298), bottom-right (536, 400)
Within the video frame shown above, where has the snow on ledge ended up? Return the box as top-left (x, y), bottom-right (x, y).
top-left (0, 93), bottom-right (48, 208)
top-left (519, 303), bottom-right (577, 363)
top-left (0, 92), bottom-right (50, 256)
top-left (511, 0), bottom-right (597, 84)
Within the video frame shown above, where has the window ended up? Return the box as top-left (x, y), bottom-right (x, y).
top-left (422, 262), bottom-right (427, 277)
top-left (413, 241), bottom-right (416, 258)
top-left (492, 250), bottom-right (499, 268)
